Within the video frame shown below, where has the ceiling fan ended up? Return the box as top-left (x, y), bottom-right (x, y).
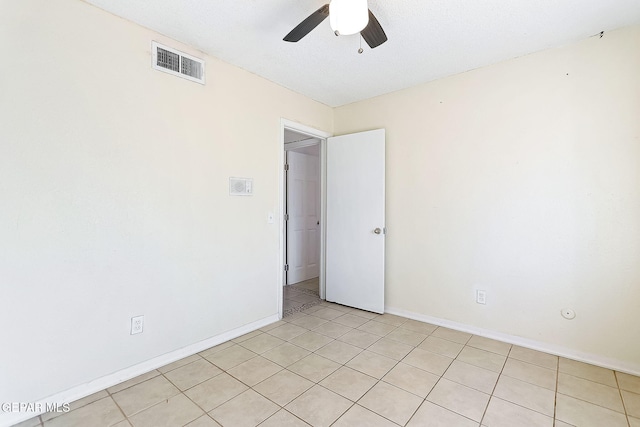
top-left (283, 0), bottom-right (388, 49)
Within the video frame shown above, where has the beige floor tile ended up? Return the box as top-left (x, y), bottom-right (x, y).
top-left (184, 415), bottom-right (221, 427)
top-left (385, 327), bottom-right (428, 347)
top-left (262, 342), bottom-right (311, 367)
top-left (555, 393), bottom-right (628, 427)
top-left (467, 336), bottom-right (511, 356)
top-left (12, 416), bottom-right (42, 427)
top-left (617, 371), bottom-right (640, 394)
top-left (312, 321), bottom-right (353, 338)
top-left (226, 356), bottom-right (282, 387)
top-left (493, 375), bottom-right (555, 416)
top-left (553, 421), bottom-right (574, 427)
top-left (289, 314), bottom-right (329, 330)
top-left (210, 389), bottom-right (278, 427)
top-left (349, 309), bottom-right (380, 320)
top-left (259, 320), bottom-right (288, 332)
top-left (284, 312), bottom-right (310, 323)
top-left (333, 404), bottom-right (399, 427)
top-left (67, 390), bottom-right (109, 412)
top-left (427, 378), bottom-right (490, 422)
top-left (288, 353), bottom-right (341, 382)
top-left (239, 333), bottom-right (285, 354)
top-left (232, 330), bottom-right (263, 343)
top-left (502, 358), bottom-right (557, 390)
top-left (629, 416), bottom-right (640, 427)
top-left (558, 373), bottom-right (624, 412)
top-left (253, 370), bottom-right (314, 406)
top-left (266, 323), bottom-right (308, 341)
top-left (112, 421), bottom-right (132, 427)
top-left (290, 331), bottom-right (334, 351)
top-left (482, 396), bottom-right (553, 427)
top-left (623, 390), bottom-right (640, 418)
top-left (375, 314), bottom-right (409, 326)
top-left (403, 348), bottom-right (453, 376)
top-left (184, 372), bottom-right (248, 412)
top-left (338, 329), bottom-right (381, 348)
top-left (508, 346), bottom-right (558, 370)
top-left (164, 359), bottom-right (222, 391)
top-left (359, 381), bottom-right (423, 425)
top-left (112, 375), bottom-right (180, 416)
top-left (315, 340), bottom-right (363, 364)
top-left (44, 397), bottom-right (124, 427)
top-left (383, 362), bottom-right (439, 398)
top-left (311, 307), bottom-right (345, 320)
top-left (41, 408), bottom-right (65, 423)
top-left (329, 305), bottom-right (357, 313)
top-left (198, 341), bottom-right (235, 358)
top-left (346, 350), bottom-right (397, 379)
top-left (128, 393), bottom-right (203, 427)
top-left (407, 401), bottom-right (479, 427)
top-left (431, 327), bottom-right (472, 344)
top-left (456, 346), bottom-right (506, 372)
top-left (332, 314), bottom-right (370, 328)
top-left (285, 385), bottom-right (352, 427)
top-left (358, 320), bottom-right (397, 337)
top-left (319, 366), bottom-right (378, 401)
top-left (107, 370), bottom-right (161, 394)
top-left (419, 336), bottom-right (465, 358)
top-left (400, 319), bottom-right (439, 335)
top-left (368, 338), bottom-right (414, 360)
top-left (203, 344), bottom-right (257, 370)
top-left (558, 358), bottom-right (617, 387)
top-left (157, 354), bottom-right (202, 374)
top-left (444, 360), bottom-right (499, 394)
top-left (260, 409), bottom-right (310, 427)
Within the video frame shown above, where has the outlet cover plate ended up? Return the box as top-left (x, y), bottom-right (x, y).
top-left (131, 315), bottom-right (144, 335)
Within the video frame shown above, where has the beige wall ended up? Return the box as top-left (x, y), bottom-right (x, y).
top-left (0, 0), bottom-right (332, 405)
top-left (335, 25), bottom-right (640, 370)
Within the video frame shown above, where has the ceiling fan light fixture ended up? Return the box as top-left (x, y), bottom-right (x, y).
top-left (329, 0), bottom-right (369, 36)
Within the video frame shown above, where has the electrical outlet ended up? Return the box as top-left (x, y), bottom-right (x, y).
top-left (131, 315), bottom-right (144, 335)
top-left (476, 290), bottom-right (487, 305)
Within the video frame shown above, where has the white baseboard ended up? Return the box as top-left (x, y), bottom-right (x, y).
top-left (385, 306), bottom-right (640, 377)
top-left (1, 314), bottom-right (280, 427)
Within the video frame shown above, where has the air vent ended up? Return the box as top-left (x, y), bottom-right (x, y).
top-left (152, 41), bottom-right (205, 84)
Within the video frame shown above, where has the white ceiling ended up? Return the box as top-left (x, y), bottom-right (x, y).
top-left (84, 0), bottom-right (640, 107)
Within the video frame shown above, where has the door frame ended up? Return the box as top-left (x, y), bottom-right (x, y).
top-left (278, 119), bottom-right (332, 319)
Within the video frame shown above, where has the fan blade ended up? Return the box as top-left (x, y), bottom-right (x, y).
top-left (361, 10), bottom-right (387, 48)
top-left (283, 4), bottom-right (330, 42)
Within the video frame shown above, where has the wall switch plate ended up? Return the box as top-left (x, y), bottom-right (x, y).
top-left (476, 290), bottom-right (487, 305)
top-left (131, 315), bottom-right (144, 335)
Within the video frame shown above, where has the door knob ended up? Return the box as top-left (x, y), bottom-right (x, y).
top-left (373, 228), bottom-right (382, 234)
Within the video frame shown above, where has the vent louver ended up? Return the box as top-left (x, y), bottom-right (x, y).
top-left (152, 41), bottom-right (205, 84)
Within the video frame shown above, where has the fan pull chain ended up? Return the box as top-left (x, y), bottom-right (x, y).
top-left (358, 35), bottom-right (363, 54)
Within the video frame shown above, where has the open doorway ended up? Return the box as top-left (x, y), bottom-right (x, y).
top-left (279, 120), bottom-right (331, 318)
top-left (278, 121), bottom-right (386, 318)
top-left (283, 129), bottom-right (322, 316)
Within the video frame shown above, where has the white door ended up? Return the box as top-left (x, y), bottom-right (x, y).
top-left (326, 129), bottom-right (385, 313)
top-left (286, 151), bottom-right (320, 284)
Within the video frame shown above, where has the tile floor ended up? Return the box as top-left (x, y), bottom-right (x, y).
top-left (283, 278), bottom-right (322, 316)
top-left (16, 300), bottom-right (640, 427)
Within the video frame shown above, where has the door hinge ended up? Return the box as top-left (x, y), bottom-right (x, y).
top-left (284, 264), bottom-right (289, 271)
top-left (284, 213), bottom-right (289, 221)
top-left (284, 163), bottom-right (289, 171)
